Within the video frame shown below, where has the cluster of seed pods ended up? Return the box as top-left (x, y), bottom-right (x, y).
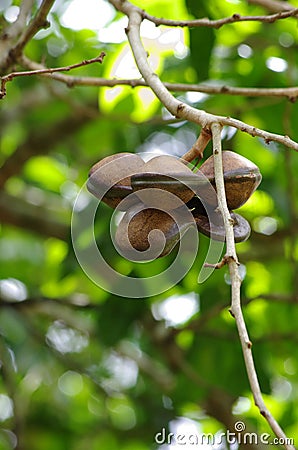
top-left (87, 151), bottom-right (261, 259)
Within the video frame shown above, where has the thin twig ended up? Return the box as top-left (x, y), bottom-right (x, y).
top-left (211, 123), bottom-right (295, 450)
top-left (211, 123), bottom-right (238, 263)
top-left (204, 255), bottom-right (231, 269)
top-left (18, 56), bottom-right (298, 101)
top-left (142, 8), bottom-right (298, 29)
top-left (0, 53), bottom-right (106, 99)
top-left (220, 116), bottom-right (298, 150)
top-left (181, 127), bottom-right (211, 162)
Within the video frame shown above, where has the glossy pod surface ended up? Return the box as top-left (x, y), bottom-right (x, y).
top-left (87, 153), bottom-right (144, 209)
top-left (188, 196), bottom-right (251, 242)
top-left (199, 150), bottom-right (262, 210)
top-left (131, 155), bottom-right (196, 209)
top-left (131, 172), bottom-right (208, 210)
top-left (89, 151), bottom-right (261, 212)
top-left (115, 207), bottom-right (181, 260)
top-left (195, 211), bottom-right (251, 243)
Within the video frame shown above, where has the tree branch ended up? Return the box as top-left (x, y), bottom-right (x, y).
top-left (211, 123), bottom-right (295, 450)
top-left (17, 55), bottom-right (298, 101)
top-left (142, 8), bottom-right (298, 29)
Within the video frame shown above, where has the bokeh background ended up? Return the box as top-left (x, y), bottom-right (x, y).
top-left (0, 0), bottom-right (298, 449)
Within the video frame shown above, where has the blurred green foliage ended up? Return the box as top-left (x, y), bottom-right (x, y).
top-left (0, 0), bottom-right (298, 449)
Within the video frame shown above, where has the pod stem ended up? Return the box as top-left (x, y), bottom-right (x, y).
top-left (181, 127), bottom-right (211, 163)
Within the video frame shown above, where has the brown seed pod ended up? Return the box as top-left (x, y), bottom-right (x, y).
top-left (188, 196), bottom-right (251, 242)
top-left (199, 150), bottom-right (262, 210)
top-left (115, 206), bottom-right (184, 260)
top-left (87, 153), bottom-right (144, 209)
top-left (196, 211), bottom-right (251, 242)
top-left (131, 155), bottom-right (198, 210)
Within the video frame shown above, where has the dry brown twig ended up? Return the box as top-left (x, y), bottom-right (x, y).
top-left (181, 128), bottom-right (212, 162)
top-left (142, 7), bottom-right (298, 28)
top-left (106, 0), bottom-right (296, 446)
top-left (0, 53), bottom-right (106, 99)
top-left (11, 55), bottom-right (298, 101)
